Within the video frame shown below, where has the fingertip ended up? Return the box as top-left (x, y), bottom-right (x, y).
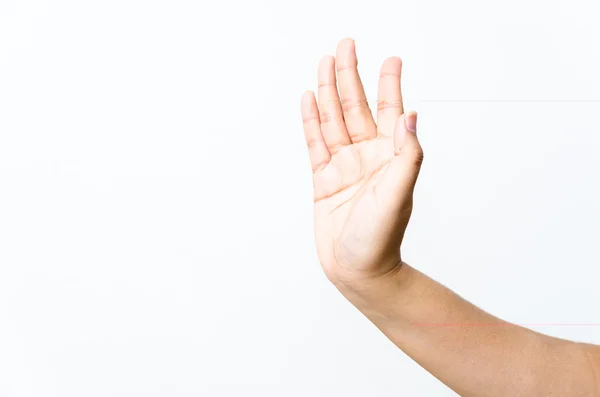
top-left (319, 55), bottom-right (335, 69)
top-left (380, 56), bottom-right (403, 74)
top-left (337, 37), bottom-right (355, 51)
top-left (336, 38), bottom-right (357, 68)
top-left (301, 91), bottom-right (318, 116)
top-left (318, 56), bottom-right (336, 83)
top-left (302, 90), bottom-right (315, 104)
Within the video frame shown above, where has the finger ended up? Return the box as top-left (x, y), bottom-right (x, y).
top-left (317, 55), bottom-right (352, 154)
top-left (379, 112), bottom-right (424, 201)
top-left (393, 111), bottom-right (423, 191)
top-left (301, 91), bottom-right (331, 172)
top-left (335, 38), bottom-right (376, 143)
top-left (377, 57), bottom-right (404, 137)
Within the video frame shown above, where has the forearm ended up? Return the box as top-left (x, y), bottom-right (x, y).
top-left (339, 263), bottom-right (599, 397)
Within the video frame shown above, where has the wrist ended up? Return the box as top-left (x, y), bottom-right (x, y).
top-left (328, 252), bottom-right (404, 289)
top-left (333, 260), bottom-right (412, 324)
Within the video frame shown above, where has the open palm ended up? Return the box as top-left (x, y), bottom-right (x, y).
top-left (301, 39), bottom-right (424, 285)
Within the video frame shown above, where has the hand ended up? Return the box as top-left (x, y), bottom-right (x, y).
top-left (301, 39), bottom-right (424, 287)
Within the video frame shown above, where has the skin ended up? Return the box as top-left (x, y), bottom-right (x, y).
top-left (300, 38), bottom-right (600, 397)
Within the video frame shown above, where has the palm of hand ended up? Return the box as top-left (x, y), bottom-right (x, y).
top-left (301, 39), bottom-right (423, 284)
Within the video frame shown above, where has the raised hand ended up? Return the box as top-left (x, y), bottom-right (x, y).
top-left (301, 39), bottom-right (424, 287)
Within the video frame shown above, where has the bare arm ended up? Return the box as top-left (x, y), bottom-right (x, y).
top-left (300, 38), bottom-right (600, 396)
top-left (340, 263), bottom-right (599, 397)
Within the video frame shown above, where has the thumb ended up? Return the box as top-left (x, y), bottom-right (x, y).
top-left (394, 111), bottom-right (422, 160)
top-left (381, 111), bottom-right (424, 198)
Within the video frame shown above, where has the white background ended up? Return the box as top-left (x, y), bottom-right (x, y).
top-left (1, 0), bottom-right (600, 396)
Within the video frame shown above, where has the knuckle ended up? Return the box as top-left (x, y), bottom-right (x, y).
top-left (319, 110), bottom-right (335, 124)
top-left (312, 161), bottom-right (328, 172)
top-left (341, 99), bottom-right (369, 113)
top-left (327, 141), bottom-right (345, 154)
top-left (377, 100), bottom-right (402, 111)
top-left (347, 131), bottom-right (369, 143)
top-left (302, 114), bottom-right (319, 124)
top-left (412, 149), bottom-right (424, 167)
top-left (336, 63), bottom-right (357, 73)
top-left (399, 146), bottom-right (424, 167)
top-left (318, 82), bottom-right (337, 89)
top-left (305, 136), bottom-right (319, 148)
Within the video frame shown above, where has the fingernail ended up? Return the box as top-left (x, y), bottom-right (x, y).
top-left (405, 111), bottom-right (417, 133)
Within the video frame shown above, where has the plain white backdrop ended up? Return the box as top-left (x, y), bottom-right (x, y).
top-left (1, 0), bottom-right (600, 396)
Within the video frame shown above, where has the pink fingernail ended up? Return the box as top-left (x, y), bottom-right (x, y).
top-left (405, 111), bottom-right (417, 133)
